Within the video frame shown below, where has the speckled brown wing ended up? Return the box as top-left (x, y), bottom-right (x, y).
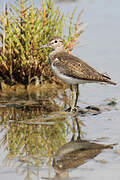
top-left (53, 52), bottom-right (116, 84)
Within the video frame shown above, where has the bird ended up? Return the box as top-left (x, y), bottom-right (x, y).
top-left (39, 36), bottom-right (116, 111)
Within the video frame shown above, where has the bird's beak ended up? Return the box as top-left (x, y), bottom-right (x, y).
top-left (38, 43), bottom-right (51, 50)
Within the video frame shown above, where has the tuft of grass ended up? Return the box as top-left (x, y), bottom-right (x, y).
top-left (0, 0), bottom-right (86, 88)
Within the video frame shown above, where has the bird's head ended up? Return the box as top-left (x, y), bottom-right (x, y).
top-left (39, 36), bottom-right (65, 52)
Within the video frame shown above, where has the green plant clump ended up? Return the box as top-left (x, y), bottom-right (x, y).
top-left (0, 0), bottom-right (85, 88)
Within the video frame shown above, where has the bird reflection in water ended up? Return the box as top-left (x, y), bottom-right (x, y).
top-left (53, 115), bottom-right (114, 179)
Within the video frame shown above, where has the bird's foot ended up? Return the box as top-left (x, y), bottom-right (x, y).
top-left (71, 106), bottom-right (80, 112)
top-left (65, 106), bottom-right (80, 112)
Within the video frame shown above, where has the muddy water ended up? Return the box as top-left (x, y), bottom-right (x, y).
top-left (0, 0), bottom-right (120, 180)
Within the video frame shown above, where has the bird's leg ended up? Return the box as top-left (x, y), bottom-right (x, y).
top-left (71, 84), bottom-right (79, 112)
top-left (74, 84), bottom-right (79, 107)
top-left (70, 84), bottom-right (74, 108)
top-left (65, 84), bottom-right (79, 112)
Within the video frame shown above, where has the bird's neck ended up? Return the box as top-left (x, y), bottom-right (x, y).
top-left (51, 46), bottom-right (64, 54)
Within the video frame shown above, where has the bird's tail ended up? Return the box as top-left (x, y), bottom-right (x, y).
top-left (105, 79), bottom-right (117, 85)
top-left (102, 74), bottom-right (117, 85)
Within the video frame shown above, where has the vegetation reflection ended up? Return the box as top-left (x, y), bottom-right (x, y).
top-left (0, 101), bottom-right (73, 179)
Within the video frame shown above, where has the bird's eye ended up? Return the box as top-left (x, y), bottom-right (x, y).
top-left (55, 40), bottom-right (57, 43)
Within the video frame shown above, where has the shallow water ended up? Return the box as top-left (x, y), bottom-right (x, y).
top-left (0, 0), bottom-right (120, 180)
